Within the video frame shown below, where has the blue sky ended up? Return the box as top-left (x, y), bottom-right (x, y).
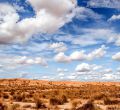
top-left (0, 0), bottom-right (120, 81)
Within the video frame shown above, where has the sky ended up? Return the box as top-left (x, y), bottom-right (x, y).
top-left (0, 0), bottom-right (120, 81)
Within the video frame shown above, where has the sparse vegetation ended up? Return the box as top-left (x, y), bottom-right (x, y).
top-left (35, 99), bottom-right (46, 109)
top-left (75, 100), bottom-right (97, 110)
top-left (11, 104), bottom-right (20, 110)
top-left (0, 79), bottom-right (119, 110)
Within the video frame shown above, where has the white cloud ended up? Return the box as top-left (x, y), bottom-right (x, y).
top-left (54, 28), bottom-right (120, 47)
top-left (103, 68), bottom-right (112, 73)
top-left (70, 50), bottom-right (86, 60)
top-left (117, 67), bottom-right (120, 72)
top-left (112, 52), bottom-right (120, 61)
top-left (55, 45), bottom-right (106, 63)
top-left (73, 63), bottom-right (117, 81)
top-left (41, 76), bottom-right (49, 80)
top-left (0, 3), bottom-right (16, 16)
top-left (0, 64), bottom-right (3, 68)
top-left (92, 65), bottom-right (103, 70)
top-left (74, 7), bottom-right (102, 20)
top-left (15, 56), bottom-right (27, 64)
top-left (13, 3), bottom-right (26, 12)
top-left (58, 73), bottom-right (65, 76)
top-left (0, 3), bottom-right (20, 43)
top-left (87, 45), bottom-right (107, 60)
top-left (75, 63), bottom-right (91, 72)
top-left (54, 52), bottom-right (71, 63)
top-left (67, 75), bottom-right (76, 80)
top-left (72, 45), bottom-right (107, 60)
top-left (0, 0), bottom-right (77, 43)
top-left (71, 37), bottom-right (98, 46)
top-left (83, 29), bottom-right (114, 40)
top-left (108, 15), bottom-right (120, 21)
top-left (14, 56), bottom-right (48, 66)
top-left (87, 0), bottom-right (120, 9)
top-left (49, 42), bottom-right (67, 52)
top-left (102, 74), bottom-right (116, 80)
top-left (35, 57), bottom-right (47, 66)
top-left (75, 63), bottom-right (102, 73)
top-left (81, 28), bottom-right (120, 47)
top-left (115, 38), bottom-right (120, 46)
top-left (27, 0), bottom-right (76, 16)
top-left (57, 68), bottom-right (68, 73)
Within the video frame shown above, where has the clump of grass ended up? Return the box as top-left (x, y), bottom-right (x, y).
top-left (0, 101), bottom-right (4, 110)
top-left (71, 100), bottom-right (82, 109)
top-left (93, 93), bottom-right (106, 100)
top-left (61, 95), bottom-right (68, 103)
top-left (35, 99), bottom-right (46, 109)
top-left (3, 93), bottom-right (9, 99)
top-left (49, 97), bottom-right (62, 105)
top-left (11, 104), bottom-right (20, 110)
top-left (107, 106), bottom-right (120, 110)
top-left (23, 104), bottom-right (32, 108)
top-left (49, 95), bottom-right (68, 105)
top-left (75, 100), bottom-right (102, 110)
top-left (13, 92), bottom-right (26, 102)
top-left (103, 97), bottom-right (120, 105)
top-left (0, 100), bottom-right (7, 110)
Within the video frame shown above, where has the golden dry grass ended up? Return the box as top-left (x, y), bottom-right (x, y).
top-left (0, 79), bottom-right (119, 110)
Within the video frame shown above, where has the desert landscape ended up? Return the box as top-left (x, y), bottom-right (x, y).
top-left (0, 0), bottom-right (120, 110)
top-left (0, 79), bottom-right (119, 110)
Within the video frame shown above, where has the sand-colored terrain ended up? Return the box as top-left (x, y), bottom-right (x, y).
top-left (0, 79), bottom-right (120, 110)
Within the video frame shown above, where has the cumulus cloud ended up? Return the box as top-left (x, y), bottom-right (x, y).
top-left (58, 73), bottom-right (65, 76)
top-left (0, 3), bottom-right (20, 43)
top-left (70, 50), bottom-right (86, 60)
top-left (0, 55), bottom-right (48, 75)
top-left (0, 0), bottom-right (77, 43)
top-left (54, 52), bottom-right (71, 63)
top-left (48, 42), bottom-right (67, 52)
top-left (92, 65), bottom-right (103, 70)
top-left (112, 52), bottom-right (120, 61)
top-left (108, 15), bottom-right (120, 21)
top-left (15, 56), bottom-right (47, 66)
top-left (75, 63), bottom-right (91, 72)
top-left (72, 63), bottom-right (117, 81)
top-left (102, 74), bottom-right (117, 80)
top-left (55, 45), bottom-right (106, 63)
top-left (103, 68), bottom-right (113, 73)
top-left (86, 45), bottom-right (107, 60)
top-left (75, 63), bottom-right (102, 72)
top-left (41, 76), bottom-right (49, 80)
top-left (28, 0), bottom-right (76, 16)
top-left (67, 75), bottom-right (76, 80)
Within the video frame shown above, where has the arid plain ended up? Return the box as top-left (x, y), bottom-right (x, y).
top-left (0, 79), bottom-right (120, 110)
